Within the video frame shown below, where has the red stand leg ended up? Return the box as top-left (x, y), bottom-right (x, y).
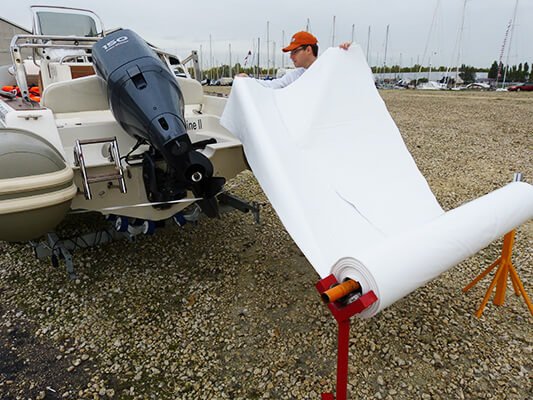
top-left (316, 275), bottom-right (378, 400)
top-left (335, 319), bottom-right (350, 400)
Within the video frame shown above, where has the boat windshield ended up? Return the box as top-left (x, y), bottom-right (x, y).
top-left (35, 11), bottom-right (99, 37)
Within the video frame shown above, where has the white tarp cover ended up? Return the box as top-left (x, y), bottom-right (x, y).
top-left (220, 45), bottom-right (533, 318)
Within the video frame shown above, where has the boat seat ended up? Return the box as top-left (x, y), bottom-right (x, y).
top-left (41, 73), bottom-right (205, 114)
top-left (40, 74), bottom-right (109, 113)
top-left (23, 60), bottom-right (41, 86)
top-left (176, 76), bottom-right (204, 105)
top-left (70, 65), bottom-right (95, 79)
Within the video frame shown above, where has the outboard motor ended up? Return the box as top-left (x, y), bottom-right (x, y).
top-left (92, 29), bottom-right (224, 217)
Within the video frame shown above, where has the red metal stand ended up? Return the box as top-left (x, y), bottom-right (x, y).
top-left (315, 275), bottom-right (378, 400)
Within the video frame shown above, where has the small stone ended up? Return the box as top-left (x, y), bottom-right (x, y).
top-left (72, 359), bottom-right (81, 367)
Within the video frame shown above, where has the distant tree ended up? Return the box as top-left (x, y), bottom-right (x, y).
top-left (459, 64), bottom-right (476, 83)
top-left (488, 61), bottom-right (499, 79)
top-left (509, 65), bottom-right (518, 82)
top-left (496, 62), bottom-right (505, 79)
top-left (524, 62), bottom-right (529, 81)
top-left (517, 63), bottom-right (524, 81)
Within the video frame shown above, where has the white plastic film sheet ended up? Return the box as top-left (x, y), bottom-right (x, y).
top-left (220, 45), bottom-right (533, 318)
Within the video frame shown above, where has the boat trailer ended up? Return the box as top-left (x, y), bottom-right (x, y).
top-left (30, 192), bottom-right (263, 278)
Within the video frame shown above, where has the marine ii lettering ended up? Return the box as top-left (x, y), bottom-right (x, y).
top-left (185, 119), bottom-right (203, 131)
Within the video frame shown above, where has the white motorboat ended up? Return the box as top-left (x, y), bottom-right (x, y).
top-left (416, 80), bottom-right (447, 90)
top-left (0, 6), bottom-right (248, 246)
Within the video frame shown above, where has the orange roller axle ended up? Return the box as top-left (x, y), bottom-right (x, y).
top-left (321, 279), bottom-right (361, 304)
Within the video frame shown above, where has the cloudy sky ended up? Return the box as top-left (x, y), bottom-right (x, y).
top-left (5, 0), bottom-right (532, 70)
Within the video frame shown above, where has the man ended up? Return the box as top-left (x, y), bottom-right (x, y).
top-left (235, 31), bottom-right (351, 89)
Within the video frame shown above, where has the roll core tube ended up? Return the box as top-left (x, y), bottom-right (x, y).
top-left (321, 279), bottom-right (361, 304)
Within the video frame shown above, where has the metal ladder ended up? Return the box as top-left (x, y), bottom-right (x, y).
top-left (74, 137), bottom-right (127, 200)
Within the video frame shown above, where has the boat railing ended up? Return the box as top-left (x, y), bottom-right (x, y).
top-left (9, 33), bottom-right (196, 101)
top-left (180, 50), bottom-right (201, 82)
top-left (10, 34), bottom-right (99, 101)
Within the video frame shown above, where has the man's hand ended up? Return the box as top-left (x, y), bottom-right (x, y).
top-left (339, 42), bottom-right (352, 50)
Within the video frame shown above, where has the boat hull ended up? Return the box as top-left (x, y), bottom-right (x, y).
top-left (0, 128), bottom-right (76, 242)
top-left (0, 198), bottom-right (74, 242)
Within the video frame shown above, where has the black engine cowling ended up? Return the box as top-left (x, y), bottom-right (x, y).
top-left (92, 29), bottom-right (224, 216)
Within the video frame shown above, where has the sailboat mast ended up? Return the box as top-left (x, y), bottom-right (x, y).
top-left (447, 0), bottom-right (467, 87)
top-left (332, 16), bottom-right (336, 47)
top-left (272, 41), bottom-right (276, 76)
top-left (497, 19), bottom-right (513, 87)
top-left (366, 26), bottom-right (371, 62)
top-left (351, 24), bottom-right (355, 43)
top-left (266, 21), bottom-right (270, 78)
top-left (398, 53), bottom-right (402, 81)
top-left (229, 43), bottom-right (232, 78)
top-left (257, 38), bottom-right (260, 78)
top-left (384, 24), bottom-right (390, 72)
top-left (502, 0), bottom-right (519, 87)
top-left (417, 0), bottom-right (440, 87)
top-left (209, 34), bottom-right (213, 81)
top-left (282, 30), bottom-right (285, 68)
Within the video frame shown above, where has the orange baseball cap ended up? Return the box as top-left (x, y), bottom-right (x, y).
top-left (282, 31), bottom-right (318, 52)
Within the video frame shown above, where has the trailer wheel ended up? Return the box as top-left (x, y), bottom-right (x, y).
top-left (173, 213), bottom-right (187, 227)
top-left (114, 216), bottom-right (129, 232)
top-left (142, 220), bottom-right (156, 235)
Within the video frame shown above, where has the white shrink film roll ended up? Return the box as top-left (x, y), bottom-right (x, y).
top-left (221, 45), bottom-right (533, 319)
top-left (333, 182), bottom-right (533, 318)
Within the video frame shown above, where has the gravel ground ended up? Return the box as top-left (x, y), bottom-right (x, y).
top-left (1, 89), bottom-right (532, 399)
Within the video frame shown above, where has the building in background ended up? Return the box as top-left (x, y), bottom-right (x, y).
top-left (0, 17), bottom-right (30, 65)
